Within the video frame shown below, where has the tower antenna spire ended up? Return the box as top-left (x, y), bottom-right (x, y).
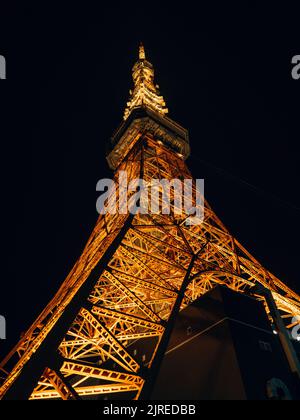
top-left (139, 42), bottom-right (146, 60)
top-left (123, 44), bottom-right (168, 120)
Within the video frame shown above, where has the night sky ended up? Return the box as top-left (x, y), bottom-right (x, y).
top-left (0, 2), bottom-right (300, 358)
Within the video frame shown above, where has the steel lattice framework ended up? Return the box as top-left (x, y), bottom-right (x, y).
top-left (0, 46), bottom-right (300, 400)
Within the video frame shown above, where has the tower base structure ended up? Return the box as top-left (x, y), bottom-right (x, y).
top-left (151, 286), bottom-right (300, 400)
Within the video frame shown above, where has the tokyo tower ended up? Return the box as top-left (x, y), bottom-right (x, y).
top-left (0, 44), bottom-right (300, 400)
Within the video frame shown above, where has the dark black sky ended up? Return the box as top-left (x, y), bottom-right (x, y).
top-left (0, 2), bottom-right (300, 358)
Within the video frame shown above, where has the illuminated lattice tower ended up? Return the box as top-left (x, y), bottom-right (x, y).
top-left (1, 45), bottom-right (300, 400)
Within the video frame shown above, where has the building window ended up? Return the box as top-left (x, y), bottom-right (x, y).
top-left (259, 340), bottom-right (272, 352)
top-left (187, 326), bottom-right (192, 336)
